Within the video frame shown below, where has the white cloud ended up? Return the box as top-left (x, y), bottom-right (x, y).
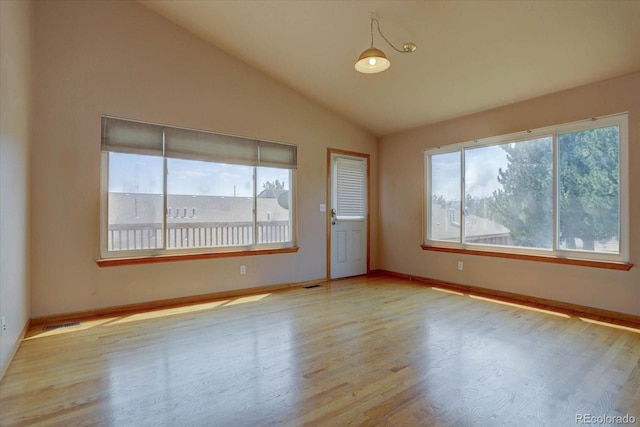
top-left (465, 145), bottom-right (507, 198)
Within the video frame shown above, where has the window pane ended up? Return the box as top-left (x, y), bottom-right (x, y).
top-left (429, 152), bottom-right (461, 242)
top-left (257, 167), bottom-right (292, 244)
top-left (464, 145), bottom-right (511, 246)
top-left (558, 126), bottom-right (619, 253)
top-left (107, 153), bottom-right (163, 251)
top-left (477, 137), bottom-right (553, 249)
top-left (167, 159), bottom-right (254, 249)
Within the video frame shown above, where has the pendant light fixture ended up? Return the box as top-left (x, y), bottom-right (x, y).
top-left (355, 16), bottom-right (417, 74)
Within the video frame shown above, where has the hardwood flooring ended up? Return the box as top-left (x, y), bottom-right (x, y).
top-left (1, 275), bottom-right (639, 426)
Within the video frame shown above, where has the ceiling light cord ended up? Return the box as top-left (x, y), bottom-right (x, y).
top-left (369, 16), bottom-right (375, 48)
top-left (371, 18), bottom-right (416, 53)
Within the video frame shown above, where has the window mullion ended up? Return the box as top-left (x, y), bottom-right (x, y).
top-left (425, 153), bottom-right (431, 242)
top-left (253, 167), bottom-right (258, 246)
top-left (162, 130), bottom-right (168, 251)
top-left (460, 149), bottom-right (465, 245)
top-left (552, 133), bottom-right (558, 252)
top-left (100, 153), bottom-right (110, 257)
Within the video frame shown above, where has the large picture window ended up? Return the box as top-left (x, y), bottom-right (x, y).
top-left (101, 116), bottom-right (296, 260)
top-left (424, 114), bottom-right (628, 263)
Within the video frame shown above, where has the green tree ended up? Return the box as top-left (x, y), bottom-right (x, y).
top-left (489, 138), bottom-right (553, 248)
top-left (557, 126), bottom-right (619, 250)
top-left (465, 194), bottom-right (493, 219)
top-left (262, 179), bottom-right (285, 190)
top-left (489, 127), bottom-right (619, 250)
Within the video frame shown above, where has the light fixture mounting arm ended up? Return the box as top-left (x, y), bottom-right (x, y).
top-left (370, 17), bottom-right (417, 53)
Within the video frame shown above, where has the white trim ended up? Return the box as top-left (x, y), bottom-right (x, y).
top-left (617, 114), bottom-right (629, 262)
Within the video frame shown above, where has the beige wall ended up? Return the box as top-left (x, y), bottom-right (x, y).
top-left (30, 0), bottom-right (377, 317)
top-left (25, 0), bottom-right (638, 320)
top-left (380, 72), bottom-right (640, 316)
top-left (0, 0), bottom-right (32, 371)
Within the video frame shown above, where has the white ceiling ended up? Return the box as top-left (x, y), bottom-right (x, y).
top-left (139, 0), bottom-right (640, 137)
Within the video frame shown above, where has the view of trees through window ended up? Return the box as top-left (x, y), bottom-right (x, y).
top-left (558, 126), bottom-right (619, 252)
top-left (485, 137), bottom-right (553, 249)
top-left (427, 120), bottom-right (623, 256)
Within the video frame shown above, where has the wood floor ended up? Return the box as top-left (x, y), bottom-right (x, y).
top-left (1, 275), bottom-right (639, 426)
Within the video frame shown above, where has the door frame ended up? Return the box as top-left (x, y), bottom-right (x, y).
top-left (326, 148), bottom-right (370, 279)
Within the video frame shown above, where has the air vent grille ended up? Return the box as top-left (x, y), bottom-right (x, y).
top-left (43, 322), bottom-right (81, 332)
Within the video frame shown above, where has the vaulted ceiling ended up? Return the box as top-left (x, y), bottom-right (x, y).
top-left (139, 0), bottom-right (640, 136)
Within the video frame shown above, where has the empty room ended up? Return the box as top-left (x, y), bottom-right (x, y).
top-left (1, 0), bottom-right (639, 425)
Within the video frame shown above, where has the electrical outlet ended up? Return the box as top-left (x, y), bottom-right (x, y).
top-left (240, 265), bottom-right (246, 275)
top-left (457, 261), bottom-right (464, 271)
top-left (1, 317), bottom-right (6, 336)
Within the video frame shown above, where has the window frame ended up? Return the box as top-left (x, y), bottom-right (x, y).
top-left (423, 113), bottom-right (629, 265)
top-left (99, 116), bottom-right (298, 263)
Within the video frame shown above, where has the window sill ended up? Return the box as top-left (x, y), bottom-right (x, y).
top-left (420, 245), bottom-right (633, 271)
top-left (97, 246), bottom-right (299, 267)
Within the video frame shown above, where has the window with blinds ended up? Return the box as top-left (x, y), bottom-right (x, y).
top-left (335, 157), bottom-right (367, 220)
top-left (100, 116), bottom-right (297, 259)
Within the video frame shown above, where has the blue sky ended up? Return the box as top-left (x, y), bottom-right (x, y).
top-left (431, 145), bottom-right (508, 201)
top-left (108, 153), bottom-right (290, 197)
top-left (431, 137), bottom-right (553, 202)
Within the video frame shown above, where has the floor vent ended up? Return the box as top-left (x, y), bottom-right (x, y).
top-left (304, 284), bottom-right (321, 289)
top-left (43, 322), bottom-right (81, 332)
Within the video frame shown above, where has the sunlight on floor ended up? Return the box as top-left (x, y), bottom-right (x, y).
top-left (26, 293), bottom-right (272, 340)
top-left (429, 285), bottom-right (572, 319)
top-left (468, 295), bottom-right (571, 318)
top-left (429, 286), bottom-right (640, 333)
top-left (579, 317), bottom-right (640, 334)
top-left (107, 300), bottom-right (231, 326)
top-left (26, 288), bottom-right (639, 341)
top-left (431, 287), bottom-right (465, 296)
top-left (224, 293), bottom-right (270, 306)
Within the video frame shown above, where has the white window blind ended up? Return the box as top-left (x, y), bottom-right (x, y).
top-left (336, 157), bottom-right (367, 219)
top-left (259, 140), bottom-right (297, 169)
top-left (101, 117), bottom-right (164, 156)
top-left (164, 127), bottom-right (258, 166)
top-left (101, 116), bottom-right (297, 169)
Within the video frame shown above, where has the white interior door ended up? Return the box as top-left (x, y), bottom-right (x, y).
top-left (329, 153), bottom-right (368, 279)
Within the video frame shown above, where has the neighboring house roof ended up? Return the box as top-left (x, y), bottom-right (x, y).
top-left (257, 189), bottom-right (287, 199)
top-left (108, 193), bottom-right (290, 224)
top-left (430, 204), bottom-right (510, 241)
